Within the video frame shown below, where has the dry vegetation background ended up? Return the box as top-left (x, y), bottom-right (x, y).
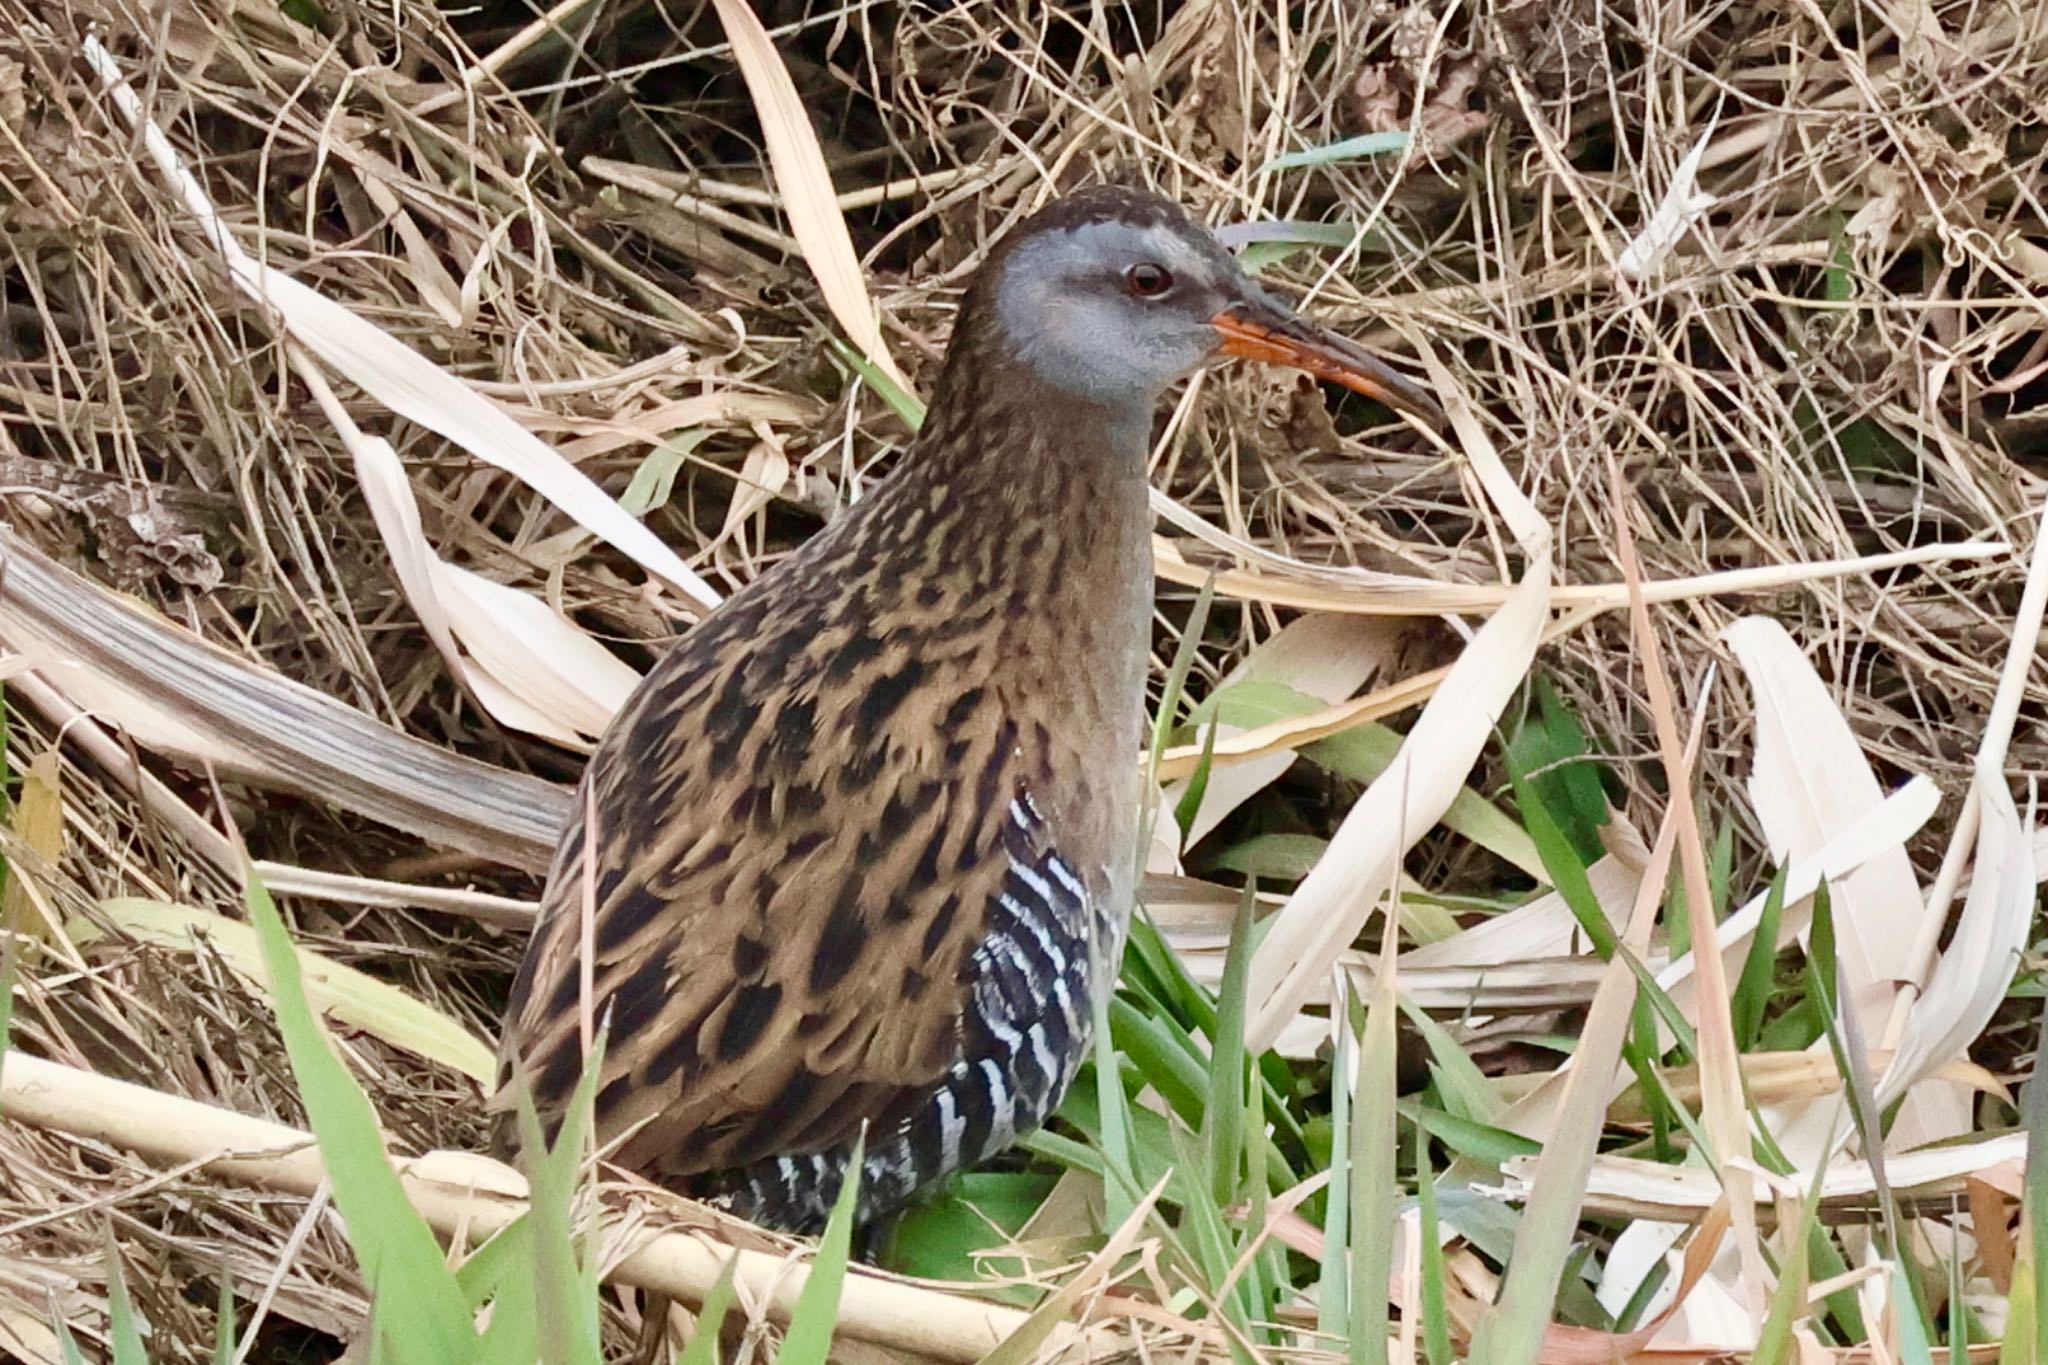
top-left (0, 0), bottom-right (2045, 1358)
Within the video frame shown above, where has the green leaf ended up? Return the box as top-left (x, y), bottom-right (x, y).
top-left (1317, 995), bottom-right (1353, 1339)
top-left (1205, 890), bottom-right (1256, 1208)
top-left (1891, 1260), bottom-right (1938, 1365)
top-left (828, 337), bottom-right (926, 430)
top-left (2003, 1252), bottom-right (2036, 1365)
top-left (1260, 131), bottom-right (1412, 173)
top-left (469, 1220), bottom-right (537, 1361)
top-left (52, 1314), bottom-right (88, 1365)
top-left (1172, 718), bottom-right (1219, 845)
top-left (618, 430), bottom-right (710, 516)
top-left (1753, 1157), bottom-right (1828, 1365)
top-left (1196, 675), bottom-right (1544, 879)
top-left (1401, 1102), bottom-right (1541, 1168)
top-left (513, 1035), bottom-right (605, 1365)
top-left (1400, 1001), bottom-right (1503, 1125)
top-left (1505, 681), bottom-right (1612, 864)
top-left (1414, 1127), bottom-right (1452, 1365)
top-left (214, 1268), bottom-right (237, 1365)
top-left (1311, 724), bottom-right (1546, 881)
top-left (675, 1255), bottom-right (739, 1365)
top-left (1349, 978), bottom-right (1399, 1360)
top-left (1202, 833), bottom-right (1327, 882)
top-left (2023, 985), bottom-right (2048, 1365)
top-left (1731, 865), bottom-right (1790, 1048)
top-left (1227, 221), bottom-right (1391, 271)
top-left (1504, 762), bottom-right (1617, 960)
top-left (103, 1234), bottom-right (149, 1365)
top-left (243, 870), bottom-right (476, 1364)
top-left (1101, 573), bottom-right (1218, 1226)
top-left (882, 1173), bottom-right (1056, 1294)
top-left (777, 1135), bottom-right (863, 1365)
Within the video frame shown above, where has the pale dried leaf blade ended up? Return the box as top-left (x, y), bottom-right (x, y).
top-left (1154, 524), bottom-right (2003, 617)
top-left (89, 33), bottom-right (657, 745)
top-left (1245, 355), bottom-right (1553, 1051)
top-left (343, 432), bottom-right (623, 743)
top-left (1165, 614), bottom-right (1416, 844)
top-left (432, 562), bottom-right (643, 738)
top-left (1878, 771), bottom-right (2032, 1104)
top-left (0, 525), bottom-right (569, 870)
top-left (1, 752), bottom-right (64, 942)
top-left (1877, 490), bottom-right (2048, 1105)
top-left (1723, 616), bottom-right (1923, 1033)
top-left (1616, 125), bottom-right (1719, 279)
top-left (708, 0), bottom-right (910, 392)
top-left (1654, 778), bottom-right (1943, 1024)
top-left (350, 433), bottom-right (466, 671)
top-left (0, 1053), bottom-right (1040, 1360)
top-left (79, 35), bottom-right (721, 614)
top-left (79, 898), bottom-right (498, 1083)
top-left (1512, 1131), bottom-right (2028, 1215)
top-left (1402, 854), bottom-right (1643, 970)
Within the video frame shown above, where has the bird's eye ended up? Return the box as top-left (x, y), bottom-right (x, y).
top-left (1124, 263), bottom-right (1174, 298)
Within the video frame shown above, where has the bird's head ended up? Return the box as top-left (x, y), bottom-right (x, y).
top-left (973, 185), bottom-right (1441, 426)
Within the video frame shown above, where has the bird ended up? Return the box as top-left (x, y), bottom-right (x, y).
top-left (493, 184), bottom-right (1442, 1234)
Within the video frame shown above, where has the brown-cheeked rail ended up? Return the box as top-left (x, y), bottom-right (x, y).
top-left (494, 185), bottom-right (1442, 1232)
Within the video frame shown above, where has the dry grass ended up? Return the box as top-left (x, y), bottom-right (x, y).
top-left (0, 0), bottom-right (2044, 1358)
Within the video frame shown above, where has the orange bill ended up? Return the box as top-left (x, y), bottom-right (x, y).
top-left (1212, 304), bottom-right (1443, 427)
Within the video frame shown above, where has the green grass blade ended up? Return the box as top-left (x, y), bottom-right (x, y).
top-left (1399, 1001), bottom-right (1503, 1125)
top-left (619, 428), bottom-right (712, 515)
top-left (1806, 886), bottom-right (1904, 1265)
top-left (513, 1036), bottom-right (606, 1365)
top-left (102, 1234), bottom-right (149, 1365)
top-left (827, 337), bottom-right (926, 430)
top-left (1731, 864), bottom-right (1789, 1049)
top-left (1089, 987), bottom-right (1142, 1227)
top-left (1259, 131), bottom-right (1411, 173)
top-left (1348, 977), bottom-right (1398, 1361)
top-left (1096, 573), bottom-right (1218, 1227)
top-left (471, 1222), bottom-right (538, 1362)
top-left (52, 1314), bottom-right (88, 1365)
top-left (2024, 984), bottom-right (2048, 1365)
top-left (1753, 1153), bottom-right (1828, 1365)
top-left (243, 869), bottom-right (476, 1364)
top-left (2003, 1249), bottom-right (2036, 1365)
top-left (1892, 1260), bottom-right (1937, 1365)
top-left (776, 1134), bottom-right (863, 1365)
top-left (1414, 1124), bottom-right (1452, 1365)
top-left (1317, 993), bottom-right (1352, 1340)
top-left (214, 1267), bottom-right (236, 1365)
top-left (1173, 718), bottom-right (1219, 842)
top-left (1504, 762), bottom-right (1616, 959)
top-left (1205, 889), bottom-right (1255, 1207)
top-left (675, 1255), bottom-right (739, 1365)
top-left (1108, 994), bottom-right (1209, 1123)
top-left (1401, 1103), bottom-right (1541, 1168)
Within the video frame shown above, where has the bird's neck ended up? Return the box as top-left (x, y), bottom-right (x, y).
top-left (826, 328), bottom-right (1158, 695)
top-left (910, 350), bottom-right (1154, 514)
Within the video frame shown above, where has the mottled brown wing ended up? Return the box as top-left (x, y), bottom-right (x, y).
top-left (493, 577), bottom-right (1040, 1180)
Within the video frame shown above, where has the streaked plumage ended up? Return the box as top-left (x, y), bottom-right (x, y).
top-left (494, 185), bottom-right (1439, 1231)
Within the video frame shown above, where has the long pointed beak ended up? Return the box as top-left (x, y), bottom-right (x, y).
top-left (1211, 297), bottom-right (1443, 428)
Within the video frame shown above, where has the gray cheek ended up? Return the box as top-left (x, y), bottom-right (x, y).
top-left (1003, 296), bottom-right (1152, 401)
